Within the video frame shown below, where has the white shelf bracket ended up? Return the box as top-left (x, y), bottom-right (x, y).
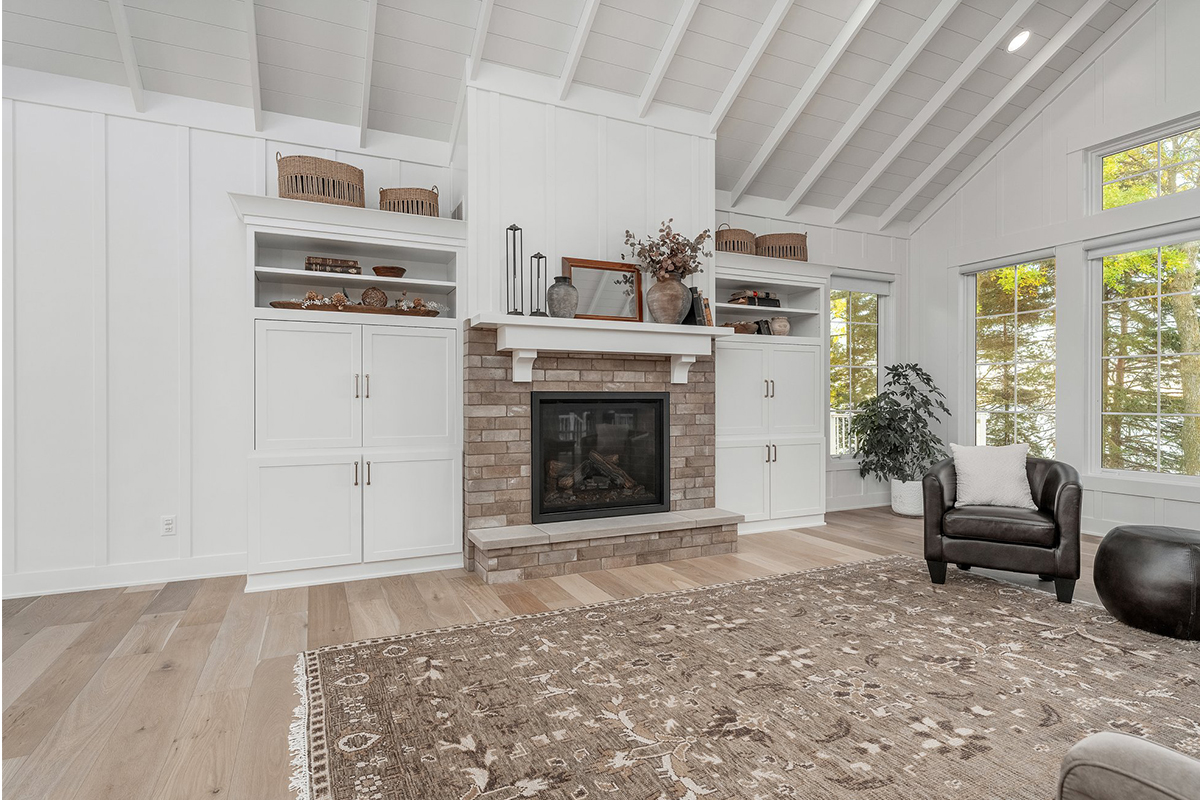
top-left (670, 354), bottom-right (697, 384)
top-left (510, 349), bottom-right (538, 383)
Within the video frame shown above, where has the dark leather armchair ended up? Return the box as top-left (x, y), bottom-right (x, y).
top-left (922, 456), bottom-right (1082, 603)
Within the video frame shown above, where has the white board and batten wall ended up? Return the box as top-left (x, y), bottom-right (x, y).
top-left (2, 69), bottom-right (462, 597)
top-left (908, 0), bottom-right (1200, 535)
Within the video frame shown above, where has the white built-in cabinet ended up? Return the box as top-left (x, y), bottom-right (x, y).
top-left (233, 195), bottom-right (465, 586)
top-left (715, 340), bottom-right (825, 527)
top-left (248, 320), bottom-right (460, 575)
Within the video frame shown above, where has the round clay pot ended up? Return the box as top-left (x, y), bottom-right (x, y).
top-left (769, 316), bottom-right (791, 336)
top-left (645, 274), bottom-right (691, 324)
top-left (546, 276), bottom-right (579, 318)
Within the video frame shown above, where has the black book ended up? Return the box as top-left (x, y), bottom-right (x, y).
top-left (682, 287), bottom-right (705, 325)
top-left (756, 319), bottom-right (773, 335)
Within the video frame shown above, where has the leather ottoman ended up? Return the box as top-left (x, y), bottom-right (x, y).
top-left (1093, 525), bottom-right (1200, 640)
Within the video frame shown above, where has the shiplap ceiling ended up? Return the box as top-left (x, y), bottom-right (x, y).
top-left (3, 0), bottom-right (1138, 227)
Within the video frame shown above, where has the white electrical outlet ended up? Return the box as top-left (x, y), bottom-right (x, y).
top-left (161, 515), bottom-right (176, 536)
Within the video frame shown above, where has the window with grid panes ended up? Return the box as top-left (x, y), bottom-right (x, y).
top-left (830, 290), bottom-right (879, 456)
top-left (973, 260), bottom-right (1056, 457)
top-left (1100, 238), bottom-right (1200, 476)
top-left (1102, 126), bottom-right (1200, 210)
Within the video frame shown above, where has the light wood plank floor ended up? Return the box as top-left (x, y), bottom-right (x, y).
top-left (1, 509), bottom-right (1103, 799)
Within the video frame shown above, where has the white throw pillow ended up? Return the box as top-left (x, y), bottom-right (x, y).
top-left (950, 443), bottom-right (1037, 510)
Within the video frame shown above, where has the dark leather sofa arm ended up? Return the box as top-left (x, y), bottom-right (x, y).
top-left (1039, 461), bottom-right (1082, 578)
top-left (1059, 732), bottom-right (1200, 800)
top-left (922, 458), bottom-right (956, 560)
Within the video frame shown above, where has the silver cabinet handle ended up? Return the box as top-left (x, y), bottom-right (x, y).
top-left (772, 444), bottom-right (778, 462)
top-left (765, 444), bottom-right (771, 463)
top-left (770, 380), bottom-right (775, 398)
top-left (764, 379), bottom-right (769, 398)
top-left (354, 373), bottom-right (360, 399)
top-left (365, 374), bottom-right (370, 399)
top-left (366, 460), bottom-right (371, 486)
top-left (354, 461), bottom-right (359, 486)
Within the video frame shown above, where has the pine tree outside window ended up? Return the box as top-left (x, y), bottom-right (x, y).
top-left (972, 260), bottom-right (1057, 457)
top-left (1100, 239), bottom-right (1200, 476)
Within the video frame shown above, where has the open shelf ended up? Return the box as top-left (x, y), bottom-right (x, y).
top-left (714, 302), bottom-right (820, 316)
top-left (254, 266), bottom-right (456, 294)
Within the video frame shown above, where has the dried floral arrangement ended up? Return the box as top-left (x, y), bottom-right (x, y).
top-left (623, 219), bottom-right (712, 282)
top-left (394, 291), bottom-right (449, 315)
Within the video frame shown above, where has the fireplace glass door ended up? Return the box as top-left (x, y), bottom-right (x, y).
top-left (531, 392), bottom-right (670, 524)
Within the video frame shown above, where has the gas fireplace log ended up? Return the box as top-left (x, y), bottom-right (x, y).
top-left (587, 451), bottom-right (636, 489)
top-left (555, 460), bottom-right (593, 491)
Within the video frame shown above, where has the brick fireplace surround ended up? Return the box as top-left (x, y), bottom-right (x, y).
top-left (462, 326), bottom-right (740, 582)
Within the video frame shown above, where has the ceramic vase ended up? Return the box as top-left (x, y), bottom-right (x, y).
top-left (546, 276), bottom-right (579, 318)
top-left (769, 316), bottom-right (791, 336)
top-left (645, 274), bottom-right (691, 324)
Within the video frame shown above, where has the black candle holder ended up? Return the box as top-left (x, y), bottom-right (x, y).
top-left (529, 252), bottom-right (548, 316)
top-left (505, 224), bottom-right (524, 315)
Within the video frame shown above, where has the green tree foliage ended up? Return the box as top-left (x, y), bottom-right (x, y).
top-left (850, 364), bottom-right (950, 483)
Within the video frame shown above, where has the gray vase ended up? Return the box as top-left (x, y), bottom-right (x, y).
top-left (646, 274), bottom-right (691, 324)
top-left (546, 276), bottom-right (579, 318)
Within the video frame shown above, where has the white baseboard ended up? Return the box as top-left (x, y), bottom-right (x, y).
top-left (244, 552), bottom-right (464, 593)
top-left (826, 493), bottom-right (891, 512)
top-left (2, 553), bottom-right (248, 599)
top-left (737, 514), bottom-right (825, 535)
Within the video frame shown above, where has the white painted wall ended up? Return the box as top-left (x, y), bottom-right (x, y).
top-left (908, 0), bottom-right (1200, 535)
top-left (3, 70), bottom-right (459, 596)
top-left (464, 82), bottom-right (716, 317)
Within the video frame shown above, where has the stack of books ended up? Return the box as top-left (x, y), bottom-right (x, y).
top-left (728, 289), bottom-right (781, 308)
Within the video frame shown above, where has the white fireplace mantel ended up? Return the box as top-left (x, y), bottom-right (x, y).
top-left (467, 313), bottom-right (733, 383)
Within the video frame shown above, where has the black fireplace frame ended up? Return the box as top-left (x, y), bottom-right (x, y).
top-left (530, 391), bottom-right (671, 524)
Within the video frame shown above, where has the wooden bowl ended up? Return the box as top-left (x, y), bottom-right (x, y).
top-left (373, 266), bottom-right (407, 278)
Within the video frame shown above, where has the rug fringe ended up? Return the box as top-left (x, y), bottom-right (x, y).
top-left (289, 653), bottom-right (311, 800)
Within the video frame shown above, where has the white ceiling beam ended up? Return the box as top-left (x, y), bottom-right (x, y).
top-left (907, 0), bottom-right (1157, 233)
top-left (729, 0), bottom-right (881, 206)
top-left (245, 0), bottom-right (263, 131)
top-left (784, 0), bottom-right (961, 215)
top-left (107, 0), bottom-right (144, 113)
top-left (358, 0), bottom-right (378, 148)
top-left (709, 0), bottom-right (792, 133)
top-left (448, 60), bottom-right (468, 148)
top-left (468, 0), bottom-right (495, 81)
top-left (558, 0), bottom-right (600, 101)
top-left (832, 0), bottom-right (1037, 224)
top-left (877, 0), bottom-right (1110, 230)
top-left (637, 0), bottom-right (702, 118)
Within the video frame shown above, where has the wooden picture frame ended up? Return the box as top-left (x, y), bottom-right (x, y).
top-left (561, 258), bottom-right (644, 322)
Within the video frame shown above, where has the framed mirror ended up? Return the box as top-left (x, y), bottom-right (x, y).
top-left (562, 258), bottom-right (643, 322)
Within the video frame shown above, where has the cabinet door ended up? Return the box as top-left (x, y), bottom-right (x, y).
top-left (255, 321), bottom-right (362, 451)
top-left (715, 342), bottom-right (770, 437)
top-left (363, 327), bottom-right (456, 449)
top-left (363, 452), bottom-right (460, 562)
top-left (768, 439), bottom-right (825, 519)
top-left (715, 440), bottom-right (772, 522)
top-left (249, 455), bottom-right (363, 573)
top-left (770, 344), bottom-right (822, 436)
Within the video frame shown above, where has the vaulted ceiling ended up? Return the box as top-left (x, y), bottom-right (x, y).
top-left (3, 0), bottom-right (1139, 229)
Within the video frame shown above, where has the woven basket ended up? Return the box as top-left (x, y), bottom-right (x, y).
top-left (277, 152), bottom-right (364, 207)
top-left (715, 223), bottom-right (755, 255)
top-left (380, 186), bottom-right (439, 217)
top-left (755, 232), bottom-right (808, 261)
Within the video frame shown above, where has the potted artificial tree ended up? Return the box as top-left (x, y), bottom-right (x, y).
top-left (849, 363), bottom-right (951, 516)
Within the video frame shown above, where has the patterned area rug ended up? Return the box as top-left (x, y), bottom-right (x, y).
top-left (291, 556), bottom-right (1200, 800)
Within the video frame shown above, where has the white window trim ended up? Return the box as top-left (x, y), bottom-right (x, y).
top-left (1089, 115), bottom-right (1200, 216)
top-left (1085, 230), bottom-right (1200, 485)
top-left (827, 287), bottom-right (893, 470)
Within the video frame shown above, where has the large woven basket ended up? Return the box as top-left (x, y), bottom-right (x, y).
top-left (715, 223), bottom-right (755, 255)
top-left (277, 152), bottom-right (364, 207)
top-left (380, 186), bottom-right (439, 217)
top-left (756, 232), bottom-right (808, 261)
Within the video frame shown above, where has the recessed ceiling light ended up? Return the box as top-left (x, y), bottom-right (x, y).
top-left (1007, 30), bottom-right (1031, 52)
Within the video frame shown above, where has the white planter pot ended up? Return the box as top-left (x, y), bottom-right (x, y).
top-left (890, 479), bottom-right (923, 517)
